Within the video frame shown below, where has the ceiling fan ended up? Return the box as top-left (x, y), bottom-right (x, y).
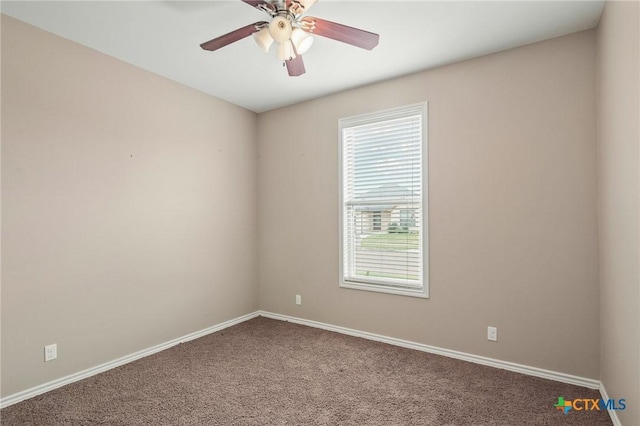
top-left (199, 0), bottom-right (380, 77)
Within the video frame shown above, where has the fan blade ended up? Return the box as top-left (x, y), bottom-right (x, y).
top-left (200, 22), bottom-right (267, 52)
top-left (286, 55), bottom-right (306, 77)
top-left (302, 17), bottom-right (379, 50)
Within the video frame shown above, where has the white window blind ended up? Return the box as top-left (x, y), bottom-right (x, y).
top-left (339, 103), bottom-right (428, 298)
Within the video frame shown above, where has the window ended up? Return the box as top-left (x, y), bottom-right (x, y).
top-left (399, 209), bottom-right (416, 228)
top-left (339, 103), bottom-right (428, 298)
top-left (372, 211), bottom-right (382, 231)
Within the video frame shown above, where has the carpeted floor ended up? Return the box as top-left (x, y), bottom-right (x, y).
top-left (1, 317), bottom-right (612, 425)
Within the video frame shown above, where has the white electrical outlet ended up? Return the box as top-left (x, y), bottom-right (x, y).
top-left (44, 343), bottom-right (57, 362)
top-left (487, 326), bottom-right (498, 342)
top-left (295, 294), bottom-right (301, 305)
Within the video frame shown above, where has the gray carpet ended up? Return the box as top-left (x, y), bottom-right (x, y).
top-left (1, 317), bottom-right (612, 425)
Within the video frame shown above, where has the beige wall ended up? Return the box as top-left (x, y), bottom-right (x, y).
top-left (258, 31), bottom-right (600, 378)
top-left (5, 3), bottom-right (636, 410)
top-left (0, 13), bottom-right (4, 391)
top-left (1, 16), bottom-right (258, 397)
top-left (596, 2), bottom-right (640, 425)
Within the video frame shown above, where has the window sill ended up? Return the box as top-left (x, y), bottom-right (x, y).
top-left (340, 280), bottom-right (429, 299)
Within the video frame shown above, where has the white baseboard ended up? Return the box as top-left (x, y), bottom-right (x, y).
top-left (0, 311), bottom-right (259, 409)
top-left (599, 382), bottom-right (622, 426)
top-left (258, 310), bottom-right (601, 390)
top-left (0, 310), bottom-right (606, 412)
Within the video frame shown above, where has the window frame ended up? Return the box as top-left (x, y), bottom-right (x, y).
top-left (338, 102), bottom-right (429, 298)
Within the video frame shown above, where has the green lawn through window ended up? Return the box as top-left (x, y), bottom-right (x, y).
top-left (359, 233), bottom-right (420, 250)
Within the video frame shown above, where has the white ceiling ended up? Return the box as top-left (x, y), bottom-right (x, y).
top-left (2, 1), bottom-right (605, 113)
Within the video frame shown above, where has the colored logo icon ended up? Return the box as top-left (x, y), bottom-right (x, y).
top-left (554, 397), bottom-right (573, 414)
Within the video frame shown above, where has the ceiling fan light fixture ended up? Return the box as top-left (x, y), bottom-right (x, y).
top-left (200, 0), bottom-right (380, 77)
top-left (291, 28), bottom-right (313, 55)
top-left (253, 27), bottom-right (274, 53)
top-left (269, 16), bottom-right (293, 43)
top-left (278, 40), bottom-right (296, 61)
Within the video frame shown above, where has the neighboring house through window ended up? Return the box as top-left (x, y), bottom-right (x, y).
top-left (339, 103), bottom-right (428, 298)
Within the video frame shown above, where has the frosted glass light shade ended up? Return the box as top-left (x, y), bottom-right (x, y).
top-left (269, 16), bottom-right (292, 43)
top-left (278, 40), bottom-right (296, 61)
top-left (291, 28), bottom-right (313, 55)
top-left (253, 28), bottom-right (274, 53)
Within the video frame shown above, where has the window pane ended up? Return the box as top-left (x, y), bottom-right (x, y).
top-left (340, 103), bottom-right (428, 297)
